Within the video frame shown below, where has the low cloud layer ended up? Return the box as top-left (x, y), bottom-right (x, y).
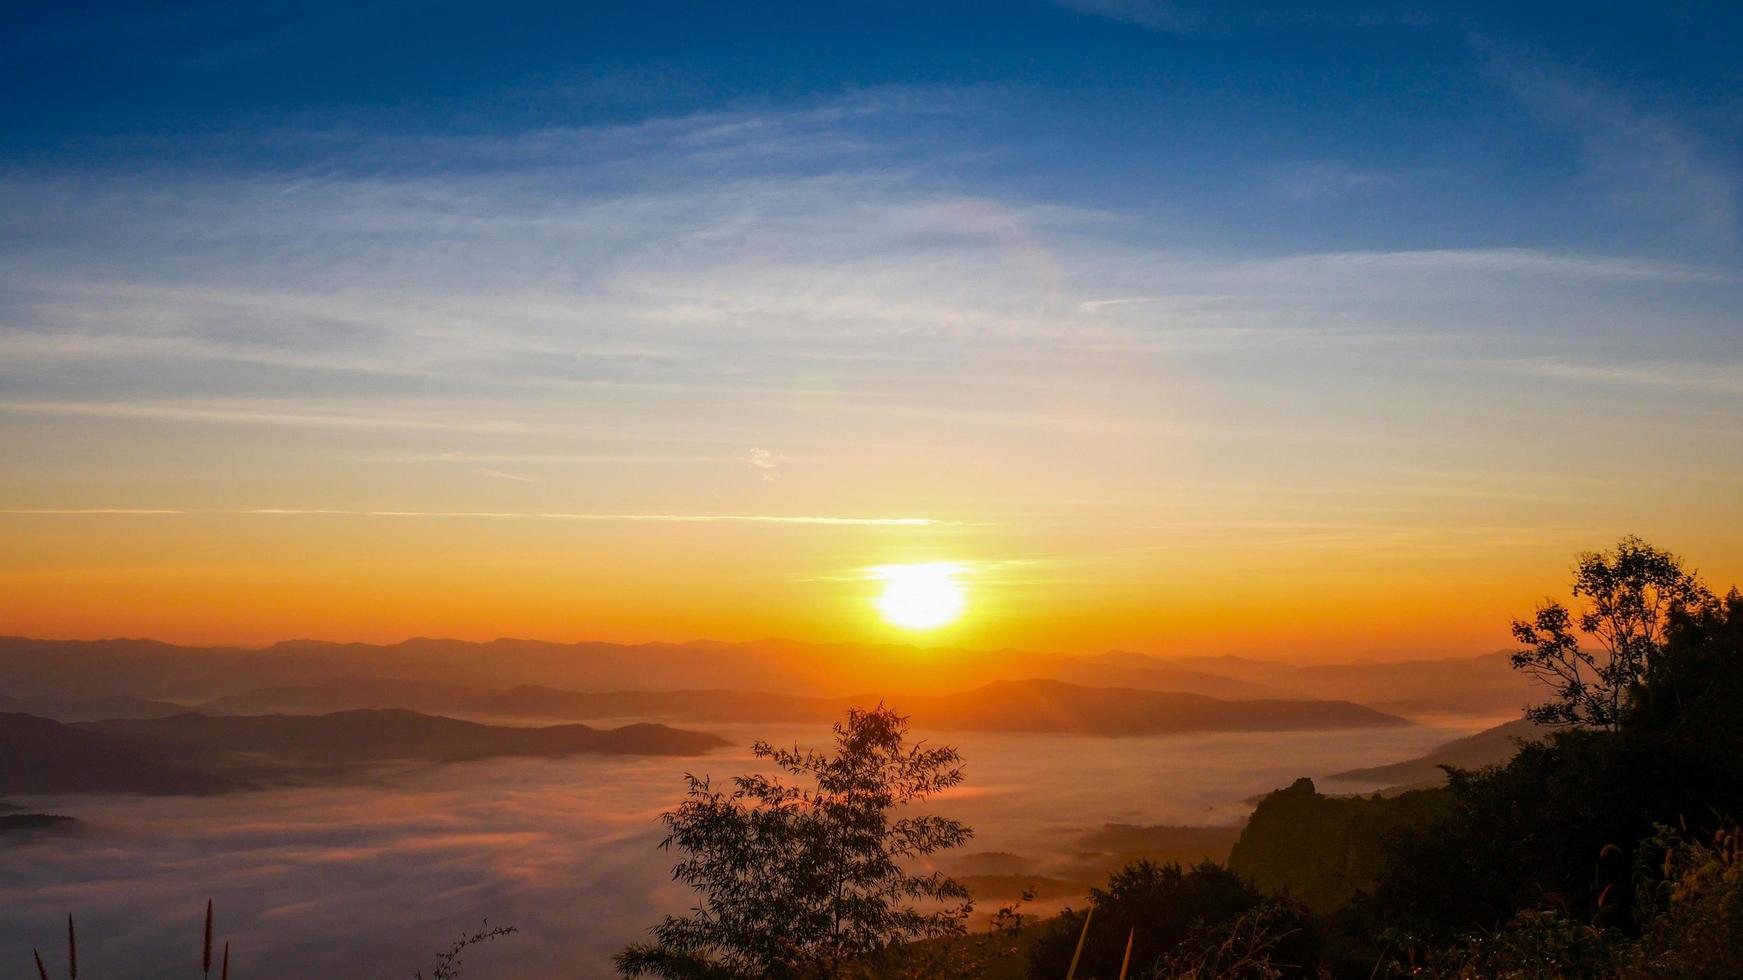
top-left (3, 723), bottom-right (1458, 977)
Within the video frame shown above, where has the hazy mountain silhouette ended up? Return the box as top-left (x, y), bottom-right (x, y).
top-left (1328, 717), bottom-right (1550, 788)
top-left (1155, 652), bottom-right (1533, 715)
top-left (0, 812), bottom-right (79, 835)
top-left (0, 709), bottom-right (728, 795)
top-left (0, 692), bottom-right (195, 723)
top-left (198, 677), bottom-right (1406, 735)
top-left (199, 676), bottom-right (477, 715)
top-left (0, 636), bottom-right (1531, 715)
top-left (0, 712), bottom-right (243, 794)
top-left (904, 679), bottom-right (1408, 734)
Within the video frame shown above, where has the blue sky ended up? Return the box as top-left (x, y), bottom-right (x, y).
top-left (8, 1), bottom-right (1740, 258)
top-left (1, 2), bottom-right (1740, 652)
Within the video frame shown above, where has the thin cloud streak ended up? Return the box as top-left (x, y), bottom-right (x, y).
top-left (0, 509), bottom-right (969, 526)
top-left (0, 509), bottom-right (187, 515)
top-left (250, 510), bottom-right (971, 526)
top-left (1522, 360), bottom-right (1743, 395)
top-left (0, 400), bottom-right (525, 433)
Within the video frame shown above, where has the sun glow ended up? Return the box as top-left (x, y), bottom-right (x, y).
top-left (871, 562), bottom-right (967, 631)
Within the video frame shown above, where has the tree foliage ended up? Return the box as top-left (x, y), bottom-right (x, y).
top-left (1511, 535), bottom-right (1713, 728)
top-left (1343, 543), bottom-right (1743, 976)
top-left (1027, 862), bottom-right (1319, 980)
top-left (617, 705), bottom-right (973, 978)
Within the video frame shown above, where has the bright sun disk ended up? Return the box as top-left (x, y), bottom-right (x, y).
top-left (871, 562), bottom-right (967, 631)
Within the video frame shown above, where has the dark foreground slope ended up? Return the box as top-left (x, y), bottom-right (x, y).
top-left (1, 709), bottom-right (728, 795)
top-left (1226, 777), bottom-right (1454, 912)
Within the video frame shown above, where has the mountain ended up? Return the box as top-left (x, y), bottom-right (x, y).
top-left (0, 712), bottom-right (241, 794)
top-left (1037, 651), bottom-right (1288, 699)
top-left (81, 710), bottom-right (731, 764)
top-left (197, 678), bottom-right (1409, 735)
top-left (0, 635), bottom-right (1534, 712)
top-left (200, 677), bottom-right (477, 715)
top-left (0, 635), bottom-right (1059, 701)
top-left (1154, 652), bottom-right (1535, 716)
top-left (1329, 717), bottom-right (1551, 787)
top-left (469, 686), bottom-right (841, 723)
top-left (0, 710), bottom-right (729, 796)
top-left (0, 813), bottom-right (80, 835)
top-left (903, 680), bottom-right (1409, 734)
top-left (0, 693), bottom-right (194, 723)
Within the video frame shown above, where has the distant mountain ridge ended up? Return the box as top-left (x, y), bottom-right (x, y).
top-left (0, 635), bottom-right (1534, 716)
top-left (0, 709), bottom-right (729, 796)
top-left (0, 692), bottom-right (193, 723)
top-left (1329, 717), bottom-right (1551, 788)
top-left (199, 676), bottom-right (1408, 735)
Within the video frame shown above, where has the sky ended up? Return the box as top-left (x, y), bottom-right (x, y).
top-left (1, 1), bottom-right (1740, 657)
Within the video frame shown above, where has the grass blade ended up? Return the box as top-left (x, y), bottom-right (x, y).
top-left (1117, 927), bottom-right (1134, 980)
top-left (203, 900), bottom-right (213, 976)
top-left (1065, 906), bottom-right (1094, 980)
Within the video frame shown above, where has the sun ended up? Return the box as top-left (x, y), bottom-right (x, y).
top-left (871, 562), bottom-right (967, 631)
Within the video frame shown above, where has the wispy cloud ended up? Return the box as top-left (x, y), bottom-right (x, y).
top-left (1482, 46), bottom-right (1741, 246)
top-left (243, 510), bottom-right (968, 526)
top-left (741, 447), bottom-right (786, 481)
top-left (1051, 0), bottom-right (1186, 30)
top-left (0, 508), bottom-right (187, 515)
top-left (1262, 161), bottom-right (1398, 202)
top-left (0, 87), bottom-right (1737, 553)
top-left (0, 399), bottom-right (524, 433)
top-left (1256, 247), bottom-right (1731, 283)
top-left (1520, 360), bottom-right (1743, 396)
top-left (473, 468), bottom-right (542, 484)
top-left (0, 509), bottom-right (969, 526)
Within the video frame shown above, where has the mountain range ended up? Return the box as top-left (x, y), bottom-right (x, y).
top-left (1328, 717), bottom-right (1551, 789)
top-left (197, 676), bottom-right (1406, 735)
top-left (0, 709), bottom-right (729, 795)
top-left (0, 635), bottom-right (1533, 717)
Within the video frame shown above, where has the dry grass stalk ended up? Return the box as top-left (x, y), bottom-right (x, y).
top-left (1065, 906), bottom-right (1094, 980)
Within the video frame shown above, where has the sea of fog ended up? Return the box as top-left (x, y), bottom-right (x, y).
top-left (2, 722), bottom-right (1466, 979)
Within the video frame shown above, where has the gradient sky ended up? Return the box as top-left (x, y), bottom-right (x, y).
top-left (2, 1), bottom-right (1740, 656)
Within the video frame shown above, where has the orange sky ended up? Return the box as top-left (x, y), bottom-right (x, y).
top-left (6, 78), bottom-right (1742, 657)
top-left (5, 494), bottom-right (1738, 659)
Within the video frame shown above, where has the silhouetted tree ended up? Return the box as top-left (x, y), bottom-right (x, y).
top-left (1511, 535), bottom-right (1712, 728)
top-left (1352, 543), bottom-right (1743, 960)
top-left (616, 705), bottom-right (972, 978)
